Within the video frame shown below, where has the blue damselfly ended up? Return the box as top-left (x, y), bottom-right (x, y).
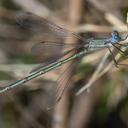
top-left (0, 12), bottom-right (128, 104)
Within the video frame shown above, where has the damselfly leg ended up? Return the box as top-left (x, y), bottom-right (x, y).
top-left (107, 31), bottom-right (128, 67)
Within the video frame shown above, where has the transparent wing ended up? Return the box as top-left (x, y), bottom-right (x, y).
top-left (30, 40), bottom-right (84, 73)
top-left (0, 11), bottom-right (87, 103)
top-left (16, 11), bottom-right (88, 68)
top-left (16, 12), bottom-right (86, 43)
top-left (31, 41), bottom-right (85, 59)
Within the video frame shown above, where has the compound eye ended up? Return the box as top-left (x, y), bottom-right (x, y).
top-left (113, 31), bottom-right (118, 35)
top-left (112, 31), bottom-right (120, 38)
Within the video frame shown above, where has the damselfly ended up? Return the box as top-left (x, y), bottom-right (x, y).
top-left (0, 12), bottom-right (128, 102)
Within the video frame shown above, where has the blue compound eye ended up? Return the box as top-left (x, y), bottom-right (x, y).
top-left (112, 31), bottom-right (119, 37)
top-left (114, 35), bottom-right (118, 39)
top-left (111, 31), bottom-right (121, 43)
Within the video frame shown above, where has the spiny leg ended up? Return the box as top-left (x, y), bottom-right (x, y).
top-left (112, 43), bottom-right (128, 57)
top-left (107, 47), bottom-right (119, 68)
top-left (113, 43), bottom-right (128, 66)
top-left (108, 46), bottom-right (128, 67)
top-left (116, 42), bottom-right (128, 55)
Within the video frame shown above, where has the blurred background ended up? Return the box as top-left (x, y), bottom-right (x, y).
top-left (0, 0), bottom-right (128, 128)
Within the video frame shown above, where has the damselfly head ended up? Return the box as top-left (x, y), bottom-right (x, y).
top-left (112, 30), bottom-right (119, 36)
top-left (111, 30), bottom-right (121, 43)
